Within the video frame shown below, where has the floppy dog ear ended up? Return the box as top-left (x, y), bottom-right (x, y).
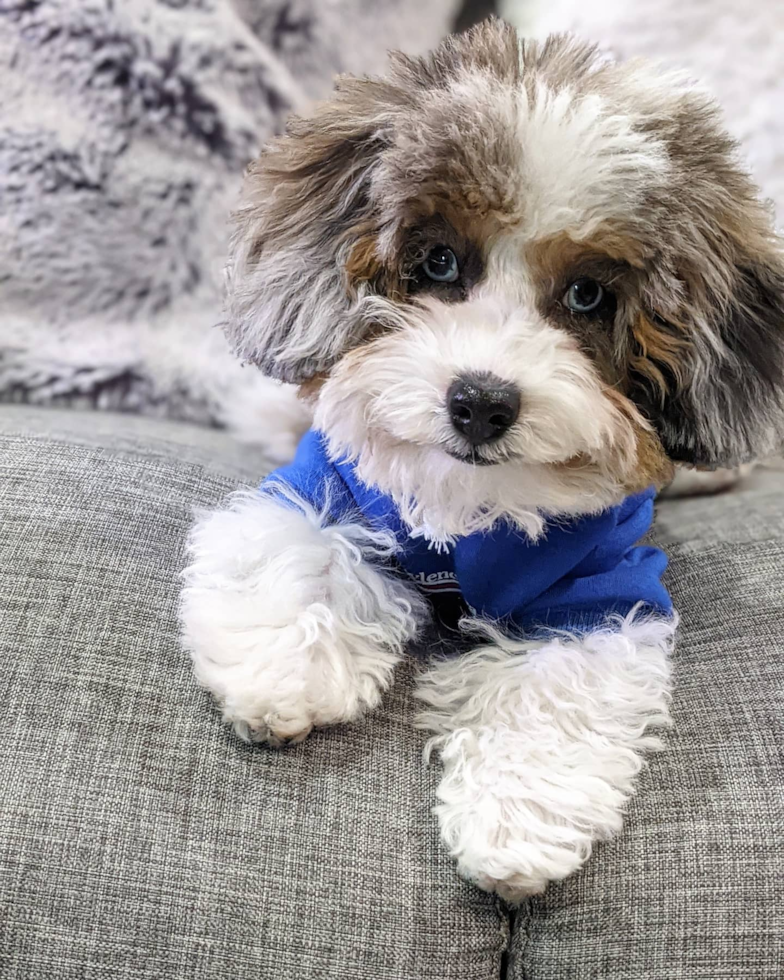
top-left (629, 100), bottom-right (784, 468)
top-left (225, 79), bottom-right (396, 383)
top-left (646, 253), bottom-right (784, 467)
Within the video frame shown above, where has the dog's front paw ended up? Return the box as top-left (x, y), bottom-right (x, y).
top-left (232, 707), bottom-right (315, 748)
top-left (416, 618), bottom-right (674, 900)
top-left (184, 586), bottom-right (405, 748)
top-left (201, 620), bottom-right (398, 749)
top-left (207, 632), bottom-right (318, 748)
top-left (238, 715), bottom-right (314, 749)
top-left (181, 490), bottom-right (424, 746)
top-left (246, 720), bottom-right (314, 749)
top-left (433, 732), bottom-right (599, 901)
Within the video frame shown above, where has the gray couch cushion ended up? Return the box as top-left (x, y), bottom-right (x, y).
top-left (0, 407), bottom-right (505, 980)
top-left (3, 406), bottom-right (783, 979)
top-left (511, 470), bottom-right (784, 979)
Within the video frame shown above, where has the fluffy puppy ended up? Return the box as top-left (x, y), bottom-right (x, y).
top-left (181, 20), bottom-right (784, 900)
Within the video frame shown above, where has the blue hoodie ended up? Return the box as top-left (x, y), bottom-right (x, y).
top-left (262, 429), bottom-right (672, 634)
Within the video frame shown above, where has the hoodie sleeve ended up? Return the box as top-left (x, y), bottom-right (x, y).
top-left (260, 429), bottom-right (356, 522)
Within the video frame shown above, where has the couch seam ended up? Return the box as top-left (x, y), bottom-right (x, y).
top-left (497, 898), bottom-right (513, 980)
top-left (505, 899), bottom-right (534, 980)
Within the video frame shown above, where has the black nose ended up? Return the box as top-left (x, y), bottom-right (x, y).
top-left (447, 374), bottom-right (521, 446)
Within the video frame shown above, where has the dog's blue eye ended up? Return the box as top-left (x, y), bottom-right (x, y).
top-left (422, 245), bottom-right (459, 283)
top-left (564, 278), bottom-right (606, 314)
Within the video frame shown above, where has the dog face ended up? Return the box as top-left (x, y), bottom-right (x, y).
top-left (227, 20), bottom-right (784, 538)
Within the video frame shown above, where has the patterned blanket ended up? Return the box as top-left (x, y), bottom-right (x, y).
top-left (0, 0), bottom-right (458, 435)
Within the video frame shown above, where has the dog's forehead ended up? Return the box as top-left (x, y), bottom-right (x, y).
top-left (375, 60), bottom-right (672, 249)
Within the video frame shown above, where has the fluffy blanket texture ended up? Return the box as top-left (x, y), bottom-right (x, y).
top-left (0, 0), bottom-right (458, 440)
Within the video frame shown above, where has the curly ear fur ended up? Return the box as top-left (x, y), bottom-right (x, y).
top-left (628, 92), bottom-right (784, 468)
top-left (223, 19), bottom-right (519, 383)
top-left (224, 79), bottom-right (400, 382)
top-left (639, 255), bottom-right (784, 467)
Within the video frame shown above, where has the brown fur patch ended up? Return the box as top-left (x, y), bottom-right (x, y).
top-left (297, 373), bottom-right (328, 403)
top-left (527, 229), bottom-right (650, 289)
top-left (628, 312), bottom-right (690, 405)
top-left (528, 233), bottom-right (624, 291)
top-left (604, 388), bottom-right (674, 492)
top-left (345, 234), bottom-right (383, 283)
top-left (632, 425), bottom-right (676, 492)
top-left (344, 233), bottom-right (399, 299)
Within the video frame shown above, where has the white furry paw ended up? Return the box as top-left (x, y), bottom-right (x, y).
top-left (181, 490), bottom-right (424, 745)
top-left (416, 616), bottom-right (674, 901)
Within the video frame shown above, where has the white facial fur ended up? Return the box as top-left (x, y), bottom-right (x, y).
top-left (314, 285), bottom-right (639, 545)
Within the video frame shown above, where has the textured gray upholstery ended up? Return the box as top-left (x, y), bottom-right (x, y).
top-left (1, 406), bottom-right (782, 978)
